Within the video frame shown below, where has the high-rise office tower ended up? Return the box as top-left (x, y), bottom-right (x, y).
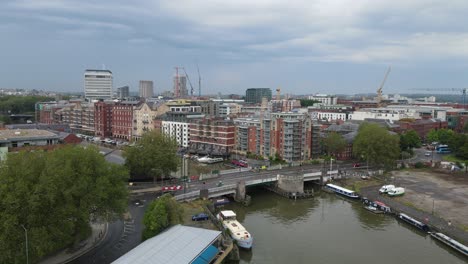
top-left (117, 86), bottom-right (130, 99)
top-left (139, 81), bottom-right (154, 99)
top-left (84, 69), bottom-right (113, 100)
top-left (173, 75), bottom-right (188, 98)
top-left (245, 88), bottom-right (272, 104)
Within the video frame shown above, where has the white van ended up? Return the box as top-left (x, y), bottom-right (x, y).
top-left (388, 187), bottom-right (405, 197)
top-left (379, 185), bottom-right (395, 194)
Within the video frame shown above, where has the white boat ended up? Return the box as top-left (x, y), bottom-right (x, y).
top-left (216, 210), bottom-right (253, 249)
top-left (325, 184), bottom-right (360, 199)
top-left (429, 232), bottom-right (468, 257)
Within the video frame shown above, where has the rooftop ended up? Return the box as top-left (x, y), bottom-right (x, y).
top-left (0, 129), bottom-right (59, 141)
top-left (112, 225), bottom-right (221, 264)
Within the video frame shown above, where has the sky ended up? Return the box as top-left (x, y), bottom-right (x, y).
top-left (1, 0), bottom-right (468, 95)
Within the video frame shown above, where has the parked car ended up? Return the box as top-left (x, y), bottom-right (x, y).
top-left (192, 213), bottom-right (209, 221)
top-left (353, 163), bottom-right (361, 168)
top-left (425, 151), bottom-right (432, 156)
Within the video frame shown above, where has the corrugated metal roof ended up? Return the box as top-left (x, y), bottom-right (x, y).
top-left (112, 225), bottom-right (221, 264)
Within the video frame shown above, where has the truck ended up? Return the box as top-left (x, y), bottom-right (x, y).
top-left (379, 185), bottom-right (395, 194)
top-left (388, 187), bottom-right (405, 197)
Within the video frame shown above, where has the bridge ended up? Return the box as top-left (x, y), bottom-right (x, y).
top-left (174, 167), bottom-right (343, 201)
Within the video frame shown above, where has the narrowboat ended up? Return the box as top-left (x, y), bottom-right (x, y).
top-left (429, 232), bottom-right (468, 257)
top-left (397, 213), bottom-right (429, 232)
top-left (325, 184), bottom-right (360, 199)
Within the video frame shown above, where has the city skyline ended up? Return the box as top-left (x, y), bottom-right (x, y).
top-left (1, 1), bottom-right (468, 95)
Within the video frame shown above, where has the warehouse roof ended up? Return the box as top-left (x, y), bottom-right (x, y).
top-left (112, 225), bottom-right (221, 264)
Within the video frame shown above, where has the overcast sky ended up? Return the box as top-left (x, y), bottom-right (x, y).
top-left (1, 0), bottom-right (468, 95)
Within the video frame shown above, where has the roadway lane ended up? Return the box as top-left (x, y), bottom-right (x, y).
top-left (69, 193), bottom-right (160, 264)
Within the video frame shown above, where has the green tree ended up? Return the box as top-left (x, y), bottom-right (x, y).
top-left (323, 132), bottom-right (347, 157)
top-left (353, 123), bottom-right (400, 168)
top-left (123, 131), bottom-right (179, 180)
top-left (299, 99), bottom-right (320, 107)
top-left (426, 129), bottom-right (439, 143)
top-left (142, 194), bottom-right (184, 240)
top-left (0, 146), bottom-right (128, 263)
top-left (400, 130), bottom-right (421, 151)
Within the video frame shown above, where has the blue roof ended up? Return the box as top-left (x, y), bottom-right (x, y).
top-left (192, 245), bottom-right (219, 264)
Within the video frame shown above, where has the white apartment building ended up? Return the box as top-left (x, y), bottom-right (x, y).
top-left (161, 121), bottom-right (190, 147)
top-left (308, 94), bottom-right (338, 105)
top-left (349, 108), bottom-right (414, 121)
top-left (219, 103), bottom-right (242, 117)
top-left (311, 111), bottom-right (347, 121)
top-left (84, 69), bottom-right (113, 100)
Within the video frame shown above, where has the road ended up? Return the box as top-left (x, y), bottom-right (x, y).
top-left (69, 192), bottom-right (160, 264)
top-left (411, 147), bottom-right (443, 163)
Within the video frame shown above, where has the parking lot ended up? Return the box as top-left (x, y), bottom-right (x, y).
top-left (388, 170), bottom-right (468, 229)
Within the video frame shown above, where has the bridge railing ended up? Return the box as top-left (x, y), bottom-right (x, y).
top-left (174, 190), bottom-right (200, 201)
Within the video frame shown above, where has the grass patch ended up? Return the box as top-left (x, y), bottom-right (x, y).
top-left (442, 154), bottom-right (464, 163)
top-left (344, 179), bottom-right (381, 193)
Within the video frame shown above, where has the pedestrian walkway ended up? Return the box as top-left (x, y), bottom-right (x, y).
top-left (38, 222), bottom-right (108, 264)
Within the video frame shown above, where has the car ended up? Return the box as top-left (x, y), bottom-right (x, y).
top-left (192, 213), bottom-right (209, 221)
top-left (425, 151), bottom-right (431, 156)
top-left (162, 185), bottom-right (182, 192)
top-left (353, 163), bottom-right (361, 168)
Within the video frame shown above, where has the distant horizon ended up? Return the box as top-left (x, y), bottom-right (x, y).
top-left (1, 1), bottom-right (468, 95)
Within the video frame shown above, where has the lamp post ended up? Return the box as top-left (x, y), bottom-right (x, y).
top-left (21, 224), bottom-right (29, 264)
top-left (330, 158), bottom-right (334, 180)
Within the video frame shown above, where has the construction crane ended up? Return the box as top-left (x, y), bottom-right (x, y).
top-left (415, 88), bottom-right (467, 108)
top-left (377, 66), bottom-right (391, 102)
top-left (182, 67), bottom-right (195, 97)
top-left (196, 64), bottom-right (201, 97)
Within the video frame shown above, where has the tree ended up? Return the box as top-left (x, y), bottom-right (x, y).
top-left (353, 123), bottom-right (400, 168)
top-left (400, 130), bottom-right (421, 152)
top-left (142, 194), bottom-right (184, 240)
top-left (123, 131), bottom-right (179, 181)
top-left (323, 132), bottom-right (347, 157)
top-left (0, 146), bottom-right (128, 263)
top-left (426, 128), bottom-right (455, 144)
top-left (299, 99), bottom-right (320, 107)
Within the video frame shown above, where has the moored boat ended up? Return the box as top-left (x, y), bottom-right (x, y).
top-left (397, 213), bottom-right (430, 232)
top-left (325, 184), bottom-right (360, 199)
top-left (217, 210), bottom-right (253, 249)
top-left (429, 232), bottom-right (468, 257)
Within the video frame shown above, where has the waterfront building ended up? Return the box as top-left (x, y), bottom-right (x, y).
top-left (245, 88), bottom-right (272, 104)
top-left (189, 118), bottom-right (235, 157)
top-left (139, 80), bottom-right (154, 99)
top-left (84, 69), bottom-right (113, 100)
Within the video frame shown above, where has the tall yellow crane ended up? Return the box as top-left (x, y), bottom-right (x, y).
top-left (377, 66), bottom-right (391, 102)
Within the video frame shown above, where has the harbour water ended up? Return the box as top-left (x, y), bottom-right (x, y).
top-left (222, 187), bottom-right (467, 264)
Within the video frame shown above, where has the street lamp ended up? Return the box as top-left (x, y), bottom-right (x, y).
top-left (330, 158), bottom-right (334, 180)
top-left (21, 224), bottom-right (29, 264)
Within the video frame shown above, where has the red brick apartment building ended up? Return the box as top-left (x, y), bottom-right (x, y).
top-left (189, 118), bottom-right (235, 157)
top-left (111, 101), bottom-right (140, 140)
top-left (94, 101), bottom-right (114, 138)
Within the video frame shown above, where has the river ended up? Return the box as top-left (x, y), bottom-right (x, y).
top-left (222, 186), bottom-right (467, 264)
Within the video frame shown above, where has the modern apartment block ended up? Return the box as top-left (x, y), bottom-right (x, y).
top-left (84, 69), bottom-right (113, 100)
top-left (245, 88), bottom-right (272, 104)
top-left (219, 103), bottom-right (242, 117)
top-left (189, 118), bottom-right (235, 156)
top-left (234, 112), bottom-right (312, 162)
top-left (139, 81), bottom-right (154, 99)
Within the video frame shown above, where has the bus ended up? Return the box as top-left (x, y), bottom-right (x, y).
top-left (436, 147), bottom-right (451, 154)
